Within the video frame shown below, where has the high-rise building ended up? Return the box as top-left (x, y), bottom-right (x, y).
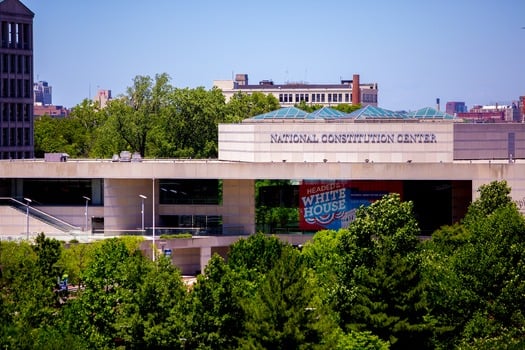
top-left (33, 80), bottom-right (52, 105)
top-left (0, 0), bottom-right (34, 159)
top-left (94, 89), bottom-right (112, 108)
top-left (445, 101), bottom-right (467, 115)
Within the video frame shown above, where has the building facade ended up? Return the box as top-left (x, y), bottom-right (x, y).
top-left (1, 105), bottom-right (525, 273)
top-left (458, 103), bottom-right (522, 123)
top-left (0, 0), bottom-right (34, 159)
top-left (33, 104), bottom-right (69, 117)
top-left (445, 101), bottom-right (467, 115)
top-left (33, 80), bottom-right (51, 105)
top-left (94, 89), bottom-right (111, 108)
top-left (214, 73), bottom-right (378, 107)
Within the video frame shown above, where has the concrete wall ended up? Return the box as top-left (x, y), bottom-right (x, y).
top-left (454, 123), bottom-right (525, 160)
top-left (219, 122), bottom-right (454, 163)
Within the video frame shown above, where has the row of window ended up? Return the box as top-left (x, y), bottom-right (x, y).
top-left (0, 77), bottom-right (31, 98)
top-left (1, 53), bottom-right (31, 74)
top-left (278, 92), bottom-right (376, 104)
top-left (1, 103), bottom-right (31, 121)
top-left (362, 93), bottom-right (378, 103)
top-left (1, 127), bottom-right (31, 147)
top-left (0, 21), bottom-right (31, 50)
top-left (0, 150), bottom-right (31, 159)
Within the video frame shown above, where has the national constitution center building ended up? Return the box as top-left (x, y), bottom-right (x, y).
top-left (1, 102), bottom-right (525, 273)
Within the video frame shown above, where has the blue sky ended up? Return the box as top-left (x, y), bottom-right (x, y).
top-left (22, 0), bottom-right (525, 110)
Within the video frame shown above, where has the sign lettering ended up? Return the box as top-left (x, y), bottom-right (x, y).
top-left (270, 132), bottom-right (437, 144)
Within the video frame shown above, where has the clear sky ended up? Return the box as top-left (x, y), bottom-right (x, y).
top-left (22, 0), bottom-right (525, 110)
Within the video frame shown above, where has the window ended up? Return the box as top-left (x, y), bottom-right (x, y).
top-left (159, 179), bottom-right (221, 205)
top-left (17, 103), bottom-right (22, 121)
top-left (23, 24), bottom-right (30, 50)
top-left (15, 23), bottom-right (19, 46)
top-left (21, 179), bottom-right (103, 205)
top-left (24, 80), bottom-right (30, 98)
top-left (279, 93), bottom-right (283, 102)
top-left (328, 94), bottom-right (332, 103)
top-left (295, 94), bottom-right (299, 103)
top-left (23, 104), bottom-right (29, 121)
top-left (2, 54), bottom-right (7, 73)
top-left (2, 128), bottom-right (7, 146)
top-left (17, 128), bottom-right (22, 146)
top-left (321, 94), bottom-right (325, 102)
top-left (338, 93), bottom-right (342, 103)
top-left (24, 54), bottom-right (30, 73)
top-left (10, 128), bottom-right (15, 146)
top-left (10, 54), bottom-right (15, 73)
top-left (24, 127), bottom-right (29, 146)
top-left (9, 104), bottom-right (15, 121)
top-left (7, 22), bottom-right (12, 46)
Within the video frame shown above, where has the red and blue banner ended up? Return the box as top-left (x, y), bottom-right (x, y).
top-left (299, 180), bottom-right (403, 231)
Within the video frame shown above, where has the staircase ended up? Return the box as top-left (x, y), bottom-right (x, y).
top-left (0, 197), bottom-right (81, 241)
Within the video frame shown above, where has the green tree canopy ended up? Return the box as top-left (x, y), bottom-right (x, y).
top-left (335, 194), bottom-right (432, 349)
top-left (225, 91), bottom-right (280, 122)
top-left (105, 73), bottom-right (173, 157)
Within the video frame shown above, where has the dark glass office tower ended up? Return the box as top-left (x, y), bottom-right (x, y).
top-left (0, 0), bottom-right (34, 159)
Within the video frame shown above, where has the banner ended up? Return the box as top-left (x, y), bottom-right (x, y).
top-left (299, 181), bottom-right (403, 230)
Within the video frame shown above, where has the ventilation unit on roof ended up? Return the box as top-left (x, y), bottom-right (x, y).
top-left (259, 80), bottom-right (274, 86)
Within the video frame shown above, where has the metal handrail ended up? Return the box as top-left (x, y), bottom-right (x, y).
top-left (0, 197), bottom-right (81, 232)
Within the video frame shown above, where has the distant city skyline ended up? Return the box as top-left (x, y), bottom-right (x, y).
top-left (22, 0), bottom-right (525, 110)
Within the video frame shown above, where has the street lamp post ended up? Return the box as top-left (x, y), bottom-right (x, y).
top-left (82, 196), bottom-right (91, 232)
top-left (139, 194), bottom-right (147, 233)
top-left (24, 197), bottom-right (31, 240)
top-left (152, 178), bottom-right (156, 262)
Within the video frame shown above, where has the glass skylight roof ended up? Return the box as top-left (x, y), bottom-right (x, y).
top-left (246, 105), bottom-right (457, 121)
top-left (406, 107), bottom-right (456, 119)
top-left (305, 107), bottom-right (346, 119)
top-left (343, 105), bottom-right (407, 119)
top-left (249, 107), bottom-right (308, 119)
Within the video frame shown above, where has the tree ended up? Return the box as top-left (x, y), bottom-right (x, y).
top-left (423, 180), bottom-right (525, 348)
top-left (34, 115), bottom-right (84, 157)
top-left (0, 238), bottom-right (69, 348)
top-left (227, 232), bottom-right (285, 274)
top-left (335, 194), bottom-right (433, 349)
top-left (332, 103), bottom-right (362, 113)
top-left (113, 254), bottom-right (188, 349)
top-left (33, 233), bottom-right (62, 281)
top-left (149, 86), bottom-right (226, 158)
top-left (64, 238), bottom-right (132, 347)
top-left (106, 73), bottom-right (173, 157)
top-left (301, 229), bottom-right (344, 299)
top-left (225, 91), bottom-right (280, 122)
top-left (68, 99), bottom-right (107, 157)
top-left (185, 254), bottom-right (248, 349)
top-left (240, 245), bottom-right (340, 349)
top-left (57, 242), bottom-right (97, 287)
top-left (295, 101), bottom-right (325, 112)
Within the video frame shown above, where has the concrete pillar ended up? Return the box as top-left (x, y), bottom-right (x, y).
top-left (200, 246), bottom-right (212, 273)
top-left (222, 179), bottom-right (255, 234)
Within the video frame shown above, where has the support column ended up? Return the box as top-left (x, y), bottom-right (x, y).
top-left (200, 246), bottom-right (212, 274)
